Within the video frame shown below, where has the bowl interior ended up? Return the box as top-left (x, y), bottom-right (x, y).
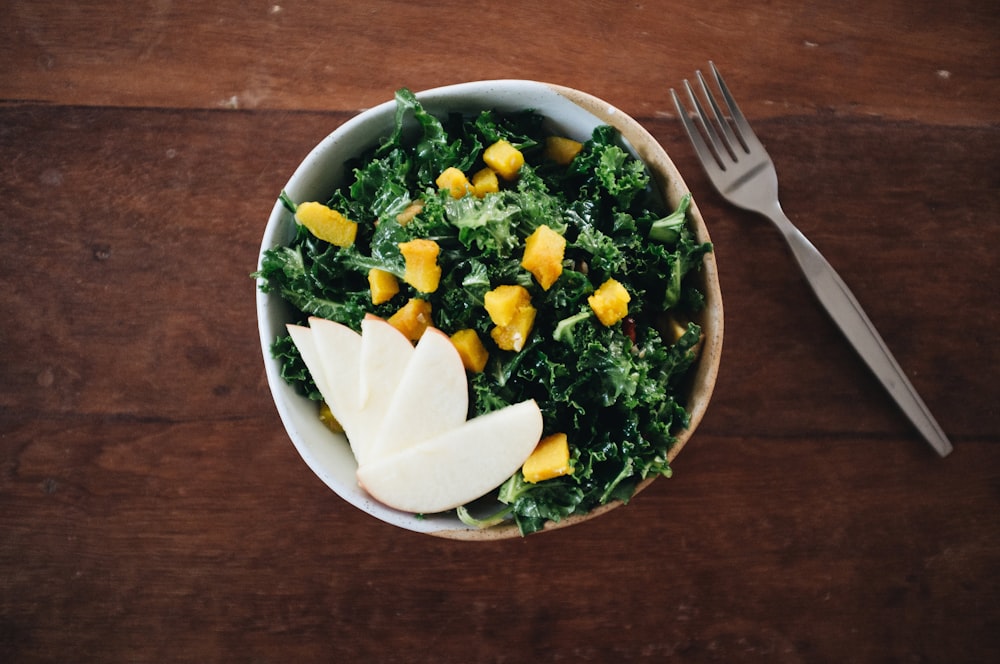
top-left (256, 80), bottom-right (723, 540)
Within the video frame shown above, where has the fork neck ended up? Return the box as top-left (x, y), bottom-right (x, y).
top-left (760, 200), bottom-right (796, 237)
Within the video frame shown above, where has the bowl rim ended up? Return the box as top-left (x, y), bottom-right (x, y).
top-left (256, 79), bottom-right (723, 540)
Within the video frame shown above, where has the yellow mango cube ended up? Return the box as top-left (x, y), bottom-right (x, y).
top-left (396, 200), bottom-right (424, 225)
top-left (664, 314), bottom-right (703, 358)
top-left (483, 284), bottom-right (531, 327)
top-left (522, 432), bottom-right (573, 483)
top-left (665, 315), bottom-right (687, 343)
top-left (436, 166), bottom-right (472, 198)
top-left (490, 301), bottom-right (536, 352)
top-left (544, 136), bottom-right (583, 165)
top-left (398, 238), bottom-right (442, 293)
top-left (484, 285), bottom-right (536, 352)
top-left (471, 167), bottom-right (499, 198)
top-left (294, 201), bottom-right (358, 247)
top-left (450, 328), bottom-right (489, 373)
top-left (367, 268), bottom-right (400, 305)
top-left (588, 278), bottom-right (631, 326)
top-left (483, 140), bottom-right (525, 180)
top-left (318, 401), bottom-right (344, 434)
top-left (521, 225), bottom-right (566, 290)
top-left (387, 298), bottom-right (433, 341)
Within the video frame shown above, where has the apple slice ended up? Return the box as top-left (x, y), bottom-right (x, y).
top-left (358, 315), bottom-right (414, 408)
top-left (368, 327), bottom-right (469, 462)
top-left (356, 400), bottom-right (543, 514)
top-left (285, 324), bottom-right (334, 404)
top-left (307, 317), bottom-right (364, 459)
top-left (348, 315), bottom-right (416, 466)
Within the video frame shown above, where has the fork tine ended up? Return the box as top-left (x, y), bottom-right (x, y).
top-left (708, 62), bottom-right (761, 153)
top-left (695, 69), bottom-right (742, 158)
top-left (680, 78), bottom-right (731, 171)
top-left (683, 79), bottom-right (726, 167)
top-left (670, 87), bottom-right (725, 177)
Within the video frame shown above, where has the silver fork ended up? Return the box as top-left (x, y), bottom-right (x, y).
top-left (672, 62), bottom-right (953, 457)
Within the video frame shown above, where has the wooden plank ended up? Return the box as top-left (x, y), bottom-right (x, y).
top-left (1, 417), bottom-right (996, 661)
top-left (1, 1), bottom-right (998, 125)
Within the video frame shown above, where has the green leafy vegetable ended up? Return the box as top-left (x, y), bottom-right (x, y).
top-left (649, 193), bottom-right (692, 244)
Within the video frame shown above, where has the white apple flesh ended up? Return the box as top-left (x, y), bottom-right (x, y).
top-left (285, 324), bottom-right (333, 404)
top-left (353, 315), bottom-right (415, 466)
top-left (356, 399), bottom-right (543, 514)
top-left (306, 317), bottom-right (365, 460)
top-left (358, 315), bottom-right (414, 408)
top-left (368, 327), bottom-right (469, 462)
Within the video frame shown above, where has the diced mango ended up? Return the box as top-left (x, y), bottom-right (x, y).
top-left (662, 313), bottom-right (703, 358)
top-left (471, 167), bottom-right (500, 198)
top-left (294, 201), bottom-right (358, 247)
top-left (523, 433), bottom-right (573, 483)
top-left (450, 328), bottom-right (489, 373)
top-left (665, 314), bottom-right (687, 343)
top-left (387, 298), bottom-right (433, 341)
top-left (398, 238), bottom-right (442, 293)
top-left (484, 285), bottom-right (536, 352)
top-left (588, 278), bottom-right (631, 326)
top-left (490, 300), bottom-right (536, 352)
top-left (483, 140), bottom-right (525, 180)
top-left (544, 136), bottom-right (583, 165)
top-left (396, 200), bottom-right (424, 225)
top-left (521, 225), bottom-right (566, 290)
top-left (483, 284), bottom-right (531, 327)
top-left (368, 268), bottom-right (400, 305)
top-left (436, 167), bottom-right (472, 198)
top-left (318, 401), bottom-right (344, 434)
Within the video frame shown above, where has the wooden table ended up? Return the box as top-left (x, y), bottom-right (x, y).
top-left (2, 1), bottom-right (998, 661)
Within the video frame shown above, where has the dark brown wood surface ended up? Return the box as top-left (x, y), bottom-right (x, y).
top-left (2, 1), bottom-right (998, 662)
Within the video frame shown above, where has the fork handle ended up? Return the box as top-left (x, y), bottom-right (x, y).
top-left (765, 205), bottom-right (953, 457)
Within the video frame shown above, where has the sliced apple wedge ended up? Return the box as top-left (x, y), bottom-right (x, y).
top-left (358, 315), bottom-right (414, 409)
top-left (307, 317), bottom-right (365, 460)
top-left (368, 327), bottom-right (469, 461)
top-left (349, 315), bottom-right (416, 466)
top-left (356, 400), bottom-right (543, 514)
top-left (285, 324), bottom-right (334, 404)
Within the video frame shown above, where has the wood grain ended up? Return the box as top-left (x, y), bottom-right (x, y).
top-left (2, 1), bottom-right (997, 125)
top-left (1, 0), bottom-right (998, 661)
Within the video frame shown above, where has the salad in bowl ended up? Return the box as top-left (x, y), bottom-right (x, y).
top-left (254, 80), bottom-right (722, 539)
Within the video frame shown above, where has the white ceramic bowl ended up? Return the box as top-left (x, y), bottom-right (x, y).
top-left (256, 80), bottom-right (723, 540)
